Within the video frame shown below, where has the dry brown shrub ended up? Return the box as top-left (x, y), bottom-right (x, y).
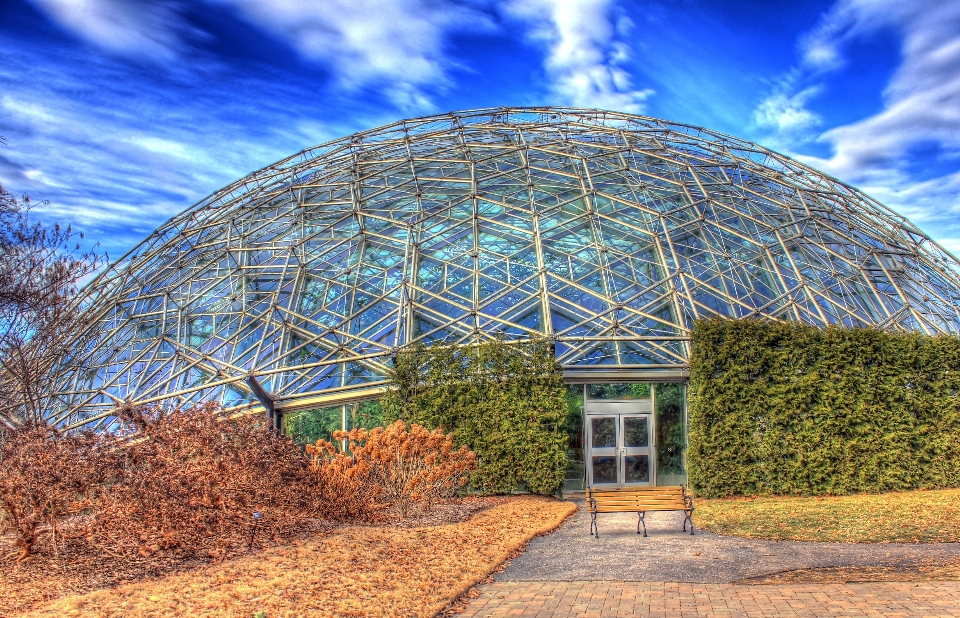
top-left (0, 422), bottom-right (112, 562)
top-left (308, 419), bottom-right (477, 519)
top-left (305, 438), bottom-right (379, 520)
top-left (85, 403), bottom-right (316, 563)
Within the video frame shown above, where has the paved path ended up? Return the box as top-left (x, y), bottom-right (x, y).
top-left (499, 500), bottom-right (960, 583)
top-left (458, 580), bottom-right (960, 617)
top-left (455, 499), bottom-right (960, 617)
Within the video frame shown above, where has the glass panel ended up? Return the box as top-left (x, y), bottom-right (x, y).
top-left (655, 383), bottom-right (687, 485)
top-left (284, 406), bottom-right (343, 447)
top-left (564, 384), bottom-right (585, 491)
top-left (623, 417), bottom-right (649, 447)
top-left (591, 417), bottom-right (617, 448)
top-left (346, 400), bottom-right (384, 431)
top-left (587, 383), bottom-right (651, 400)
top-left (624, 455), bottom-right (650, 483)
top-left (592, 456), bottom-right (617, 484)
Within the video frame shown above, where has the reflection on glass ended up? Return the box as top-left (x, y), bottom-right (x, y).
top-left (564, 384), bottom-right (585, 491)
top-left (655, 383), bottom-right (687, 484)
top-left (591, 417), bottom-right (617, 448)
top-left (624, 455), bottom-right (650, 483)
top-left (592, 456), bottom-right (617, 484)
top-left (623, 417), bottom-right (649, 447)
top-left (587, 383), bottom-right (651, 400)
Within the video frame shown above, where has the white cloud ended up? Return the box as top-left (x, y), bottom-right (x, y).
top-left (752, 85), bottom-right (823, 137)
top-left (209, 0), bottom-right (496, 110)
top-left (752, 0), bottom-right (960, 249)
top-left (502, 0), bottom-right (653, 112)
top-left (27, 0), bottom-right (192, 61)
top-left (29, 0), bottom-right (496, 111)
top-left (0, 48), bottom-right (350, 257)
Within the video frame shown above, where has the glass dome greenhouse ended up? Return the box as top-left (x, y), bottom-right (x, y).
top-left (45, 107), bottom-right (960, 431)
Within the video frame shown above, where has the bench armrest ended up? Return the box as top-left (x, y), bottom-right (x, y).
top-left (586, 488), bottom-right (597, 512)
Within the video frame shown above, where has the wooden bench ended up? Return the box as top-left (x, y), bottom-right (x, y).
top-left (586, 485), bottom-right (694, 538)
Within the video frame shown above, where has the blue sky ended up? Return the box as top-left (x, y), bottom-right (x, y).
top-left (1, 0), bottom-right (959, 259)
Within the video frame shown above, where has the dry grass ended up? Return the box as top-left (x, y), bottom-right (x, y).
top-left (736, 561), bottom-right (960, 585)
top-left (14, 496), bottom-right (575, 617)
top-left (694, 487), bottom-right (960, 543)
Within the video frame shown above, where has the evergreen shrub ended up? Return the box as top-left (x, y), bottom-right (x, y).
top-left (381, 338), bottom-right (568, 495)
top-left (688, 318), bottom-right (960, 497)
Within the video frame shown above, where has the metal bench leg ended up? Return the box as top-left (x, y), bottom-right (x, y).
top-left (684, 509), bottom-right (695, 535)
top-left (638, 511), bottom-right (647, 537)
top-left (590, 511), bottom-right (599, 539)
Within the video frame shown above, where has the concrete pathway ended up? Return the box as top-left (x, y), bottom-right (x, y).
top-left (455, 499), bottom-right (960, 617)
top-left (498, 500), bottom-right (960, 584)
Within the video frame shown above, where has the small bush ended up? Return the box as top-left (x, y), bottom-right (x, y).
top-left (307, 420), bottom-right (476, 519)
top-left (305, 436), bottom-right (378, 521)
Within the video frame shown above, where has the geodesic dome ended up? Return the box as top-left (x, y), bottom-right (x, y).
top-left (45, 107), bottom-right (960, 430)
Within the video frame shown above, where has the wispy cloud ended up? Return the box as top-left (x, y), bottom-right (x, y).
top-left (26, 0), bottom-right (194, 61)
top-left (751, 0), bottom-right (960, 250)
top-left (502, 0), bottom-right (653, 112)
top-left (29, 0), bottom-right (497, 111)
top-left (0, 46), bottom-right (352, 256)
top-left (213, 0), bottom-right (496, 110)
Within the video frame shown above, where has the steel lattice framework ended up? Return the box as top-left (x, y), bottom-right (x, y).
top-left (44, 107), bottom-right (960, 430)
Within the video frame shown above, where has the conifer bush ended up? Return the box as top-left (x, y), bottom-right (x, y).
top-left (688, 318), bottom-right (960, 497)
top-left (381, 338), bottom-right (568, 495)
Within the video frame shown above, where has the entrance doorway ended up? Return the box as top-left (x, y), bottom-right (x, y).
top-left (585, 402), bottom-right (653, 487)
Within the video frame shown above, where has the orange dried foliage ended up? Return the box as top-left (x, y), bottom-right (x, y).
top-left (1, 409), bottom-right (485, 614)
top-left (307, 420), bottom-right (477, 519)
top-left (89, 403), bottom-right (315, 562)
top-left (21, 496), bottom-right (576, 618)
top-left (0, 423), bottom-right (113, 562)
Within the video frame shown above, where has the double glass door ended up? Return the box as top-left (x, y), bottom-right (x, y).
top-left (587, 413), bottom-right (652, 487)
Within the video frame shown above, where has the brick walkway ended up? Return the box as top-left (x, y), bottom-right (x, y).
top-left (458, 580), bottom-right (960, 617)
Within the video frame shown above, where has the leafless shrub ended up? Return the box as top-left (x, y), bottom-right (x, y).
top-left (0, 180), bottom-right (104, 428)
top-left (0, 422), bottom-right (113, 562)
top-left (88, 403), bottom-right (314, 562)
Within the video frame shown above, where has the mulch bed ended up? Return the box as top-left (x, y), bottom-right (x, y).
top-left (0, 496), bottom-right (506, 615)
top-left (12, 495), bottom-right (575, 617)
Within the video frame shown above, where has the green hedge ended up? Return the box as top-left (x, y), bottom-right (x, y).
top-left (381, 338), bottom-right (567, 495)
top-left (688, 318), bottom-right (960, 498)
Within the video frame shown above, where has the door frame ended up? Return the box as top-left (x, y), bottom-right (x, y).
top-left (584, 399), bottom-right (656, 488)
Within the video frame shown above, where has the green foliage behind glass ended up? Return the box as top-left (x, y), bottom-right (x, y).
top-left (381, 338), bottom-right (568, 495)
top-left (587, 383), bottom-right (650, 399)
top-left (284, 407), bottom-right (341, 446)
top-left (688, 318), bottom-right (960, 497)
top-left (347, 400), bottom-right (384, 431)
top-left (655, 383), bottom-right (686, 475)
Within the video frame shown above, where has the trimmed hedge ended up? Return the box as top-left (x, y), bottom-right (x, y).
top-left (381, 338), bottom-right (567, 495)
top-left (688, 318), bottom-right (960, 498)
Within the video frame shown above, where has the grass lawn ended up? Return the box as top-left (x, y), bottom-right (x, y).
top-left (14, 496), bottom-right (574, 617)
top-left (694, 487), bottom-right (960, 543)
